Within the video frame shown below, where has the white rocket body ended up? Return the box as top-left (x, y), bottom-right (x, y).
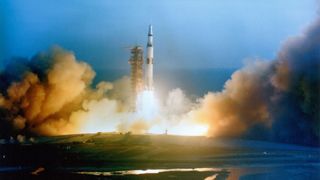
top-left (146, 25), bottom-right (154, 90)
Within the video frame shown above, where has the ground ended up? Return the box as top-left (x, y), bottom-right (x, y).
top-left (0, 133), bottom-right (319, 179)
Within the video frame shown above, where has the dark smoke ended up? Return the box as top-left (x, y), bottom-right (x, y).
top-left (193, 17), bottom-right (320, 146)
top-left (269, 18), bottom-right (320, 146)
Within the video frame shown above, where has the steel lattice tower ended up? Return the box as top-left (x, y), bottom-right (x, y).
top-left (128, 46), bottom-right (144, 110)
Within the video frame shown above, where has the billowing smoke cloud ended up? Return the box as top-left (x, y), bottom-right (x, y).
top-left (191, 17), bottom-right (320, 146)
top-left (190, 61), bottom-right (273, 138)
top-left (0, 47), bottom-right (133, 137)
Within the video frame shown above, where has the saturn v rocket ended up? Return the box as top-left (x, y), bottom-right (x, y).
top-left (145, 25), bottom-right (154, 90)
top-left (128, 25), bottom-right (155, 109)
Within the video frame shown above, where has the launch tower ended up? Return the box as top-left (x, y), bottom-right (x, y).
top-left (128, 46), bottom-right (144, 109)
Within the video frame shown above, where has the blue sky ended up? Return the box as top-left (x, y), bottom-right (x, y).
top-left (0, 0), bottom-right (318, 69)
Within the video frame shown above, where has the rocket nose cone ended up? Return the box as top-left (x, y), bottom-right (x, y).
top-left (148, 25), bottom-right (153, 36)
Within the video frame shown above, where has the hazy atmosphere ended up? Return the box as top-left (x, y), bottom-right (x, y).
top-left (0, 0), bottom-right (317, 70)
